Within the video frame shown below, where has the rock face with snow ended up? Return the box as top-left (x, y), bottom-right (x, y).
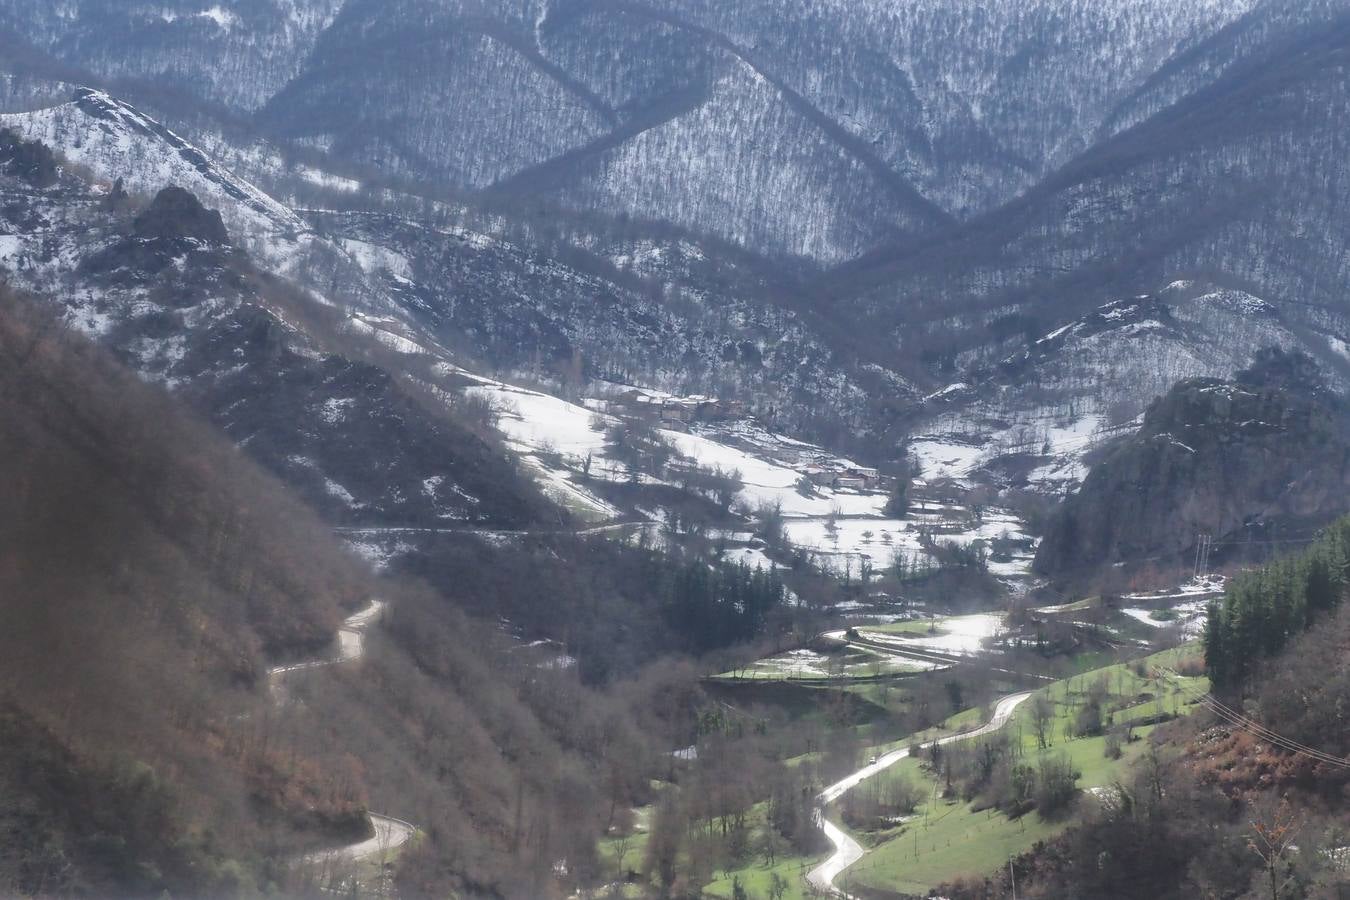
top-left (896, 284), bottom-right (1339, 496)
top-left (0, 128), bottom-right (57, 186)
top-left (0, 133), bottom-right (551, 529)
top-left (132, 185), bottom-right (231, 245)
top-left (1034, 350), bottom-right (1350, 580)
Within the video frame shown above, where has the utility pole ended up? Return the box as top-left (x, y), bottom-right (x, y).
top-left (1193, 533), bottom-right (1212, 581)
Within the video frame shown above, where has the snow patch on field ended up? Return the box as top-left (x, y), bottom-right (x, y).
top-left (197, 6), bottom-right (239, 30)
top-left (345, 537), bottom-right (413, 571)
top-left (1121, 603), bottom-right (1209, 637)
top-left (864, 613), bottom-right (1005, 656)
top-left (342, 238), bottom-right (413, 280)
top-left (460, 379), bottom-right (620, 520)
top-left (720, 545), bottom-right (785, 570)
top-left (474, 384), bottom-right (613, 458)
top-left (323, 477), bottom-right (359, 507)
top-left (658, 427), bottom-right (887, 519)
top-left (909, 437), bottom-right (985, 483)
top-left (345, 315), bottom-right (425, 355)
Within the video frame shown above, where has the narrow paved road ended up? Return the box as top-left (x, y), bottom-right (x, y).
top-left (268, 599), bottom-right (385, 680)
top-left (267, 599), bottom-right (418, 866)
top-left (304, 813), bottom-right (417, 864)
top-left (334, 521), bottom-right (644, 539)
top-left (806, 691), bottom-right (1033, 895)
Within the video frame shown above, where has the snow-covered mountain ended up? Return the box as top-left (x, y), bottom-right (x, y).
top-left (7, 82), bottom-right (1344, 517)
top-left (0, 116), bottom-right (553, 529)
top-left (834, 15), bottom-right (1350, 431)
top-left (2, 5), bottom-right (1349, 561)
top-left (0, 0), bottom-right (344, 112)
top-left (5, 0), bottom-right (1337, 262)
top-left (310, 208), bottom-right (901, 437)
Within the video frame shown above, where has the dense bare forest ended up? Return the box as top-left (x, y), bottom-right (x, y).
top-left (0, 294), bottom-right (719, 898)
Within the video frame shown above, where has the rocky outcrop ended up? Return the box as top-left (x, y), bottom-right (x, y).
top-left (133, 185), bottom-right (231, 246)
top-left (0, 127), bottom-right (56, 187)
top-left (1034, 349), bottom-right (1350, 579)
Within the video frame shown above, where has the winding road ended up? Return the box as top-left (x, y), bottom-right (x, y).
top-left (267, 599), bottom-right (419, 868)
top-left (806, 691), bottom-right (1033, 895)
top-left (304, 813), bottom-right (418, 864)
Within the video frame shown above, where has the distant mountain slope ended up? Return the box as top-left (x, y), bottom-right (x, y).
top-left (314, 209), bottom-right (904, 437)
top-left (1033, 350), bottom-right (1350, 580)
top-left (0, 122), bottom-right (554, 528)
top-left (0, 0), bottom-right (345, 111)
top-left (0, 0), bottom-right (1297, 261)
top-left (882, 279), bottom-right (1350, 502)
top-left (835, 14), bottom-right (1350, 372)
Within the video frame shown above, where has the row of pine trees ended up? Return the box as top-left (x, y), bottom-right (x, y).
top-left (663, 560), bottom-right (786, 654)
top-left (1204, 517), bottom-right (1350, 689)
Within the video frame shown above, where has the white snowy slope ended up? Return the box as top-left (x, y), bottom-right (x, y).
top-left (2, 90), bottom-right (303, 237)
top-left (0, 90), bottom-right (413, 324)
top-left (461, 371), bottom-right (1040, 579)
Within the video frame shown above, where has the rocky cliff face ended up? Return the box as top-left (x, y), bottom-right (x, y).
top-left (1033, 350), bottom-right (1350, 579)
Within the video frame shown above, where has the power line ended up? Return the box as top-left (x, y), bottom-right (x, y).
top-left (1196, 692), bottom-right (1350, 769)
top-left (1158, 668), bottom-right (1350, 769)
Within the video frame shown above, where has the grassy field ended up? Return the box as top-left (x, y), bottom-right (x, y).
top-left (841, 755), bottom-right (1067, 896)
top-left (865, 703), bottom-right (987, 757)
top-left (1033, 597), bottom-right (1099, 614)
top-left (616, 643), bottom-right (1207, 899)
top-left (603, 797), bottom-right (827, 900)
top-left (703, 851), bottom-right (829, 900)
top-left (597, 805), bottom-right (652, 884)
top-left (842, 644), bottom-right (1207, 895)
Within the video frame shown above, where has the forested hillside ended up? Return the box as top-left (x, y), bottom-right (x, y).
top-left (1205, 515), bottom-right (1350, 690)
top-left (949, 524), bottom-right (1350, 900)
top-left (0, 294), bottom-right (712, 898)
top-left (0, 0), bottom-right (1321, 261)
top-left (835, 15), bottom-right (1350, 392)
top-left (0, 292), bottom-right (362, 895)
